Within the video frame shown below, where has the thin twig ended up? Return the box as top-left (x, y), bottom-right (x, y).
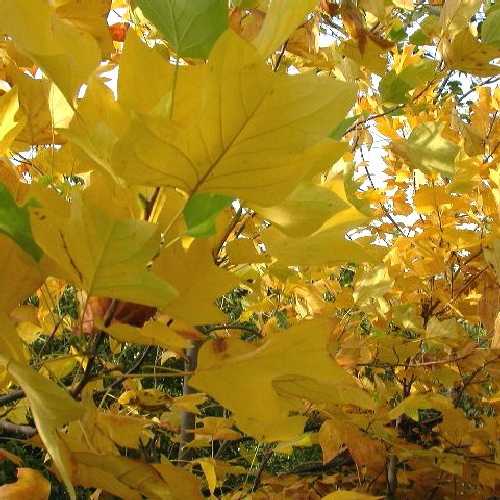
top-left (457, 76), bottom-right (500, 104)
top-left (273, 41), bottom-right (288, 72)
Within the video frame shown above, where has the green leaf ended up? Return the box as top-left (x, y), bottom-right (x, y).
top-left (0, 183), bottom-right (42, 261)
top-left (184, 192), bottom-right (233, 238)
top-left (329, 115), bottom-right (359, 140)
top-left (482, 9), bottom-right (500, 49)
top-left (379, 71), bottom-right (412, 104)
top-left (389, 21), bottom-right (407, 42)
top-left (409, 29), bottom-right (430, 45)
top-left (380, 60), bottom-right (438, 104)
top-left (343, 161), bottom-right (372, 216)
top-left (136, 0), bottom-right (228, 58)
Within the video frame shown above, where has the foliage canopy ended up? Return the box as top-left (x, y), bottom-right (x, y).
top-left (0, 0), bottom-right (499, 498)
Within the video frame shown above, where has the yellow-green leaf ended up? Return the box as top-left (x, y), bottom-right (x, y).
top-left (392, 122), bottom-right (459, 177)
top-left (0, 315), bottom-right (83, 500)
top-left (30, 193), bottom-right (176, 308)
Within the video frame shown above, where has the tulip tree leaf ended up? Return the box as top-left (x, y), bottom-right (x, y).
top-left (112, 30), bottom-right (356, 205)
top-left (184, 192), bottom-right (233, 238)
top-left (30, 193), bottom-right (177, 307)
top-left (482, 9), bottom-right (500, 49)
top-left (136, 0), bottom-right (228, 58)
top-left (0, 183), bottom-right (42, 261)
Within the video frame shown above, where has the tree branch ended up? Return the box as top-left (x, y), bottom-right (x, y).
top-left (0, 419), bottom-right (36, 439)
top-left (0, 389), bottom-right (25, 407)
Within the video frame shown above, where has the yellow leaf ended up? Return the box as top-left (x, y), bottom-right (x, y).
top-left (272, 374), bottom-right (375, 411)
top-left (0, 87), bottom-right (26, 155)
top-left (40, 355), bottom-right (77, 381)
top-left (0, 0), bottom-right (100, 102)
top-left (388, 393), bottom-right (452, 420)
top-left (319, 420), bottom-right (344, 464)
top-left (66, 77), bottom-right (130, 176)
top-left (104, 320), bottom-right (193, 351)
top-left (31, 193), bottom-right (177, 308)
top-left (11, 70), bottom-right (73, 147)
top-left (441, 29), bottom-right (500, 77)
top-left (93, 410), bottom-right (149, 450)
top-left (492, 312), bottom-right (500, 349)
top-left (0, 315), bottom-right (83, 500)
top-left (118, 30), bottom-right (173, 115)
top-left (195, 457), bottom-right (217, 494)
top-left (253, 0), bottom-right (319, 57)
top-left (118, 388), bottom-right (172, 409)
top-left (0, 468), bottom-right (51, 500)
top-left (340, 38), bottom-right (389, 75)
top-left (154, 239), bottom-right (240, 324)
top-left (11, 79), bottom-right (56, 146)
top-left (426, 317), bottom-right (469, 349)
top-left (55, 0), bottom-right (113, 56)
top-left (0, 235), bottom-right (43, 313)
top-left (3, 316), bottom-right (27, 364)
top-left (171, 393), bottom-right (208, 414)
top-left (196, 416), bottom-right (242, 440)
top-left (72, 452), bottom-right (203, 500)
top-left (64, 78), bottom-right (129, 183)
top-left (323, 491), bottom-right (383, 499)
top-left (190, 318), bottom-right (367, 441)
top-left (65, 405), bottom-right (149, 454)
top-left (274, 432), bottom-right (317, 454)
top-left (226, 238), bottom-right (269, 265)
top-left (439, 0), bottom-right (481, 36)
top-left (414, 186), bottom-right (453, 214)
top-left (112, 30), bottom-right (356, 205)
top-left (319, 417), bottom-right (386, 474)
top-left (353, 264), bottom-right (393, 306)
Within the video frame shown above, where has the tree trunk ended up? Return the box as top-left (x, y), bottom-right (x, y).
top-left (177, 342), bottom-right (200, 461)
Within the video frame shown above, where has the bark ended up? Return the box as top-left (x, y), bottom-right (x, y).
top-left (0, 389), bottom-right (25, 406)
top-left (386, 453), bottom-right (398, 499)
top-left (177, 342), bottom-right (200, 461)
top-left (0, 419), bottom-right (36, 439)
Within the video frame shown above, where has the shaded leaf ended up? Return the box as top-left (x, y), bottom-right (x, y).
top-left (184, 193), bottom-right (233, 238)
top-left (0, 182), bottom-right (42, 261)
top-left (136, 0), bottom-right (228, 58)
